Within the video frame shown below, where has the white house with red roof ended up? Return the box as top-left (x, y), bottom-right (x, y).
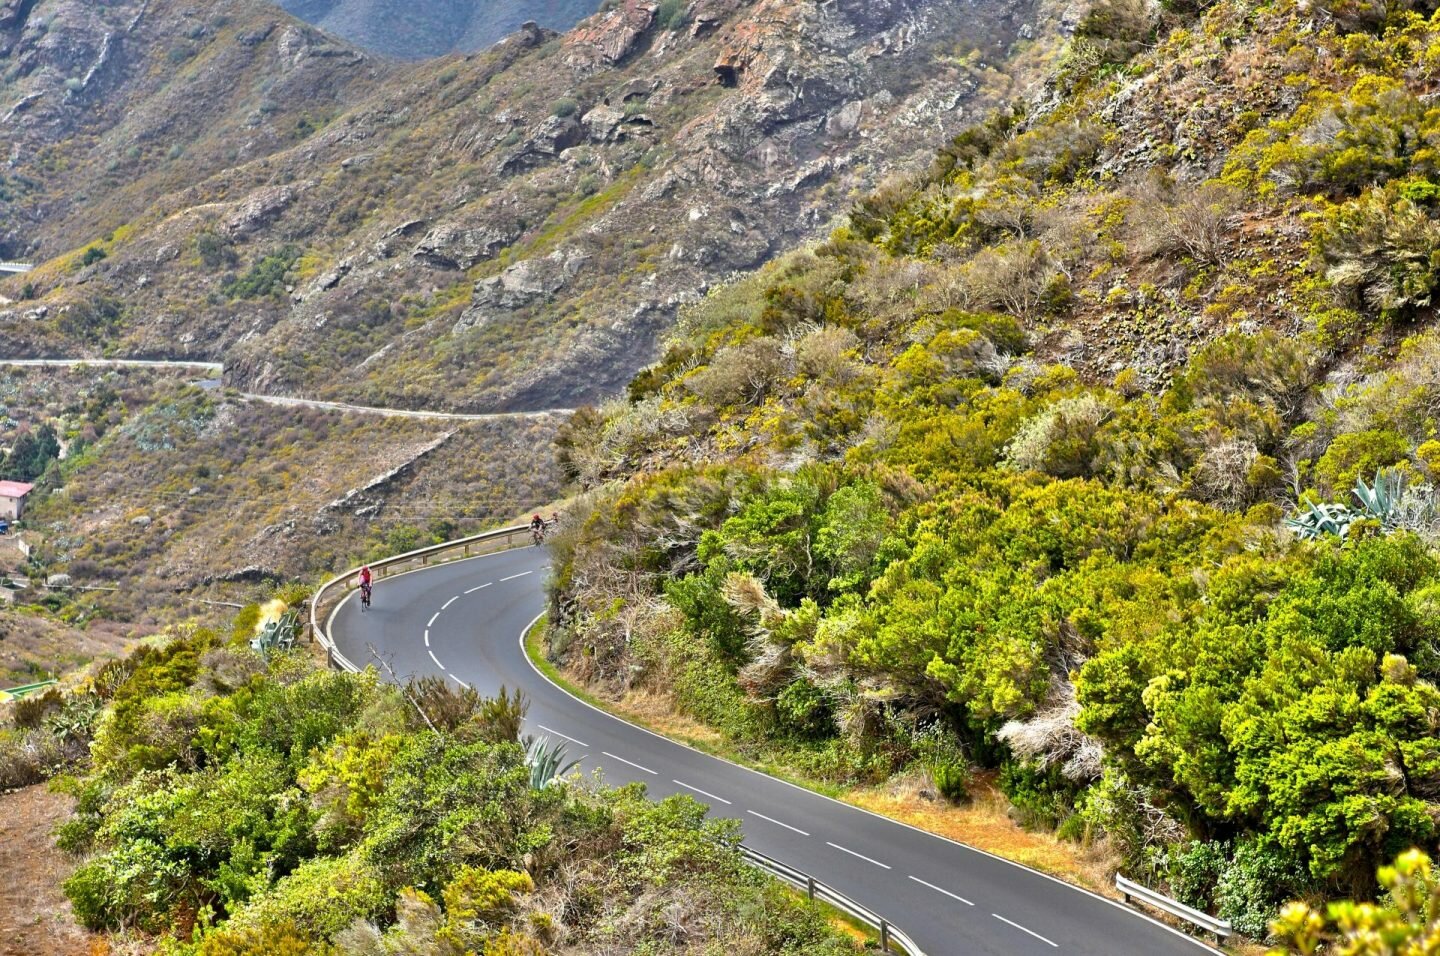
top-left (0, 481), bottom-right (34, 521)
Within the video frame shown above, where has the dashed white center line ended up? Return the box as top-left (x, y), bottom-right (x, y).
top-left (602, 751), bottom-right (657, 775)
top-left (536, 724), bottom-right (589, 748)
top-left (451, 676), bottom-right (471, 690)
top-left (826, 842), bottom-right (891, 869)
top-left (427, 612), bottom-right (439, 627)
top-left (442, 596), bottom-right (459, 610)
top-left (992, 914), bottom-right (1057, 948)
top-left (747, 810), bottom-right (810, 836)
top-left (427, 649), bottom-right (442, 668)
top-left (673, 780), bottom-right (732, 805)
top-left (464, 583), bottom-right (493, 594)
top-left (500, 571), bottom-right (533, 582)
top-left (423, 630), bottom-right (430, 647)
top-left (908, 875), bottom-right (974, 905)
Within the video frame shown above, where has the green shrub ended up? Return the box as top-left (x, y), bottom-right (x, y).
top-left (228, 853), bottom-right (387, 939)
top-left (65, 838), bottom-right (193, 931)
top-left (930, 758), bottom-right (971, 802)
top-left (656, 0), bottom-right (689, 29)
top-left (551, 98), bottom-right (579, 119)
top-left (1169, 840), bottom-right (1229, 911)
top-left (194, 921), bottom-right (336, 956)
top-left (222, 246), bottom-right (301, 300)
top-left (1216, 837), bottom-right (1308, 940)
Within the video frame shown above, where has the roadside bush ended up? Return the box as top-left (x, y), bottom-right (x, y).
top-left (1216, 836), bottom-right (1308, 940)
top-left (228, 853), bottom-right (388, 939)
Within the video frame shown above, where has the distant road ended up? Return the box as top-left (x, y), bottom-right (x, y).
top-left (0, 358), bottom-right (222, 373)
top-left (240, 392), bottom-right (572, 422)
top-left (334, 549), bottom-right (1214, 956)
top-left (0, 358), bottom-right (571, 422)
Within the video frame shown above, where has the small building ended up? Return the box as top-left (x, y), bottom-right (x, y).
top-left (0, 481), bottom-right (34, 521)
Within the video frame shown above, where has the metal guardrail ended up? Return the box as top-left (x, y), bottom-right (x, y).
top-left (315, 528), bottom-right (930, 956)
top-left (0, 678), bottom-right (59, 702)
top-left (0, 262), bottom-right (33, 274)
top-left (1118, 874), bottom-right (1231, 943)
top-left (741, 845), bottom-right (926, 955)
top-left (310, 523), bottom-right (533, 672)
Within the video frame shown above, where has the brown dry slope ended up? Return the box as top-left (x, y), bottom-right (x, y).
top-left (0, 785), bottom-right (98, 956)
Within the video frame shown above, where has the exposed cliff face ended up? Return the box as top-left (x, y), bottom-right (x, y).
top-left (276, 0), bottom-right (603, 59)
top-left (1, 0), bottom-right (1065, 412)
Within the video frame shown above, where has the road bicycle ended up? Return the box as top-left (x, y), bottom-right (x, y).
top-left (360, 582), bottom-right (372, 611)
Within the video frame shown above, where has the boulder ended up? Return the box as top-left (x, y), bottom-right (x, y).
top-left (413, 221), bottom-right (522, 270)
top-left (563, 0), bottom-right (657, 73)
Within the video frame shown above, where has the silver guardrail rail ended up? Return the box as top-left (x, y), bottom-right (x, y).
top-left (310, 524), bottom-right (532, 672)
top-left (1118, 874), bottom-right (1231, 944)
top-left (740, 845), bottom-right (927, 955)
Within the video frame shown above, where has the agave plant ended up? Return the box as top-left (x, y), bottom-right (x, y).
top-left (1353, 468), bottom-right (1406, 529)
top-left (524, 735), bottom-right (581, 789)
top-left (1286, 468), bottom-right (1415, 540)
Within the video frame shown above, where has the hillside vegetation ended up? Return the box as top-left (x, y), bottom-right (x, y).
top-left (0, 619), bottom-right (859, 953)
top-left (544, 0), bottom-right (1440, 942)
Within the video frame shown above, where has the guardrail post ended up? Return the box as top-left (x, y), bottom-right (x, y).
top-left (806, 876), bottom-right (816, 901)
top-left (881, 921), bottom-right (891, 954)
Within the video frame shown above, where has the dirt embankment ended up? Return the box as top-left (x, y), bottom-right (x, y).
top-left (0, 785), bottom-right (99, 956)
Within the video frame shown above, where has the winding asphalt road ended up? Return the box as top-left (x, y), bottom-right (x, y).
top-left (332, 546), bottom-right (1212, 956)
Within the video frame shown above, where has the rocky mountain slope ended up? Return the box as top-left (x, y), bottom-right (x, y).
top-left (277, 0), bottom-right (603, 58)
top-left (1, 0), bottom-right (1064, 412)
top-left (0, 0), bottom-right (393, 260)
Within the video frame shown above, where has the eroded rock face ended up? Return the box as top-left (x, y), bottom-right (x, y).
top-left (224, 185), bottom-right (305, 239)
top-left (564, 0), bottom-right (657, 73)
top-left (413, 221), bottom-right (523, 271)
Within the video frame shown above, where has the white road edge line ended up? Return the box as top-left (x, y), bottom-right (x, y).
top-left (826, 842), bottom-right (891, 869)
top-left (992, 914), bottom-right (1058, 948)
top-left (427, 649), bottom-right (442, 668)
top-left (536, 724), bottom-right (589, 748)
top-left (424, 630), bottom-right (430, 647)
top-left (442, 596), bottom-right (459, 610)
top-left (451, 675), bottom-right (471, 690)
top-left (427, 612), bottom-right (439, 627)
top-left (747, 810), bottom-right (810, 836)
top-left (602, 751), bottom-right (657, 775)
top-left (464, 583), bottom-right (493, 594)
top-left (511, 612), bottom-right (1214, 953)
top-left (908, 874), bottom-right (973, 905)
top-left (500, 571), bottom-right (533, 582)
top-left (673, 779), bottom-right (732, 805)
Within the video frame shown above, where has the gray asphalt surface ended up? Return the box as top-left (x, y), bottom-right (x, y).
top-left (333, 546), bottom-right (1213, 956)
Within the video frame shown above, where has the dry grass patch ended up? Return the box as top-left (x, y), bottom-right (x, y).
top-left (842, 770), bottom-right (1115, 895)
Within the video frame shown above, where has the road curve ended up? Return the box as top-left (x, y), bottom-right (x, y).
top-left (333, 547), bottom-right (1212, 956)
top-left (0, 360), bottom-right (571, 421)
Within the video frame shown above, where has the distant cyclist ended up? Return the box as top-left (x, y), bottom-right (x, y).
top-left (530, 513), bottom-right (546, 546)
top-left (358, 565), bottom-right (373, 610)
